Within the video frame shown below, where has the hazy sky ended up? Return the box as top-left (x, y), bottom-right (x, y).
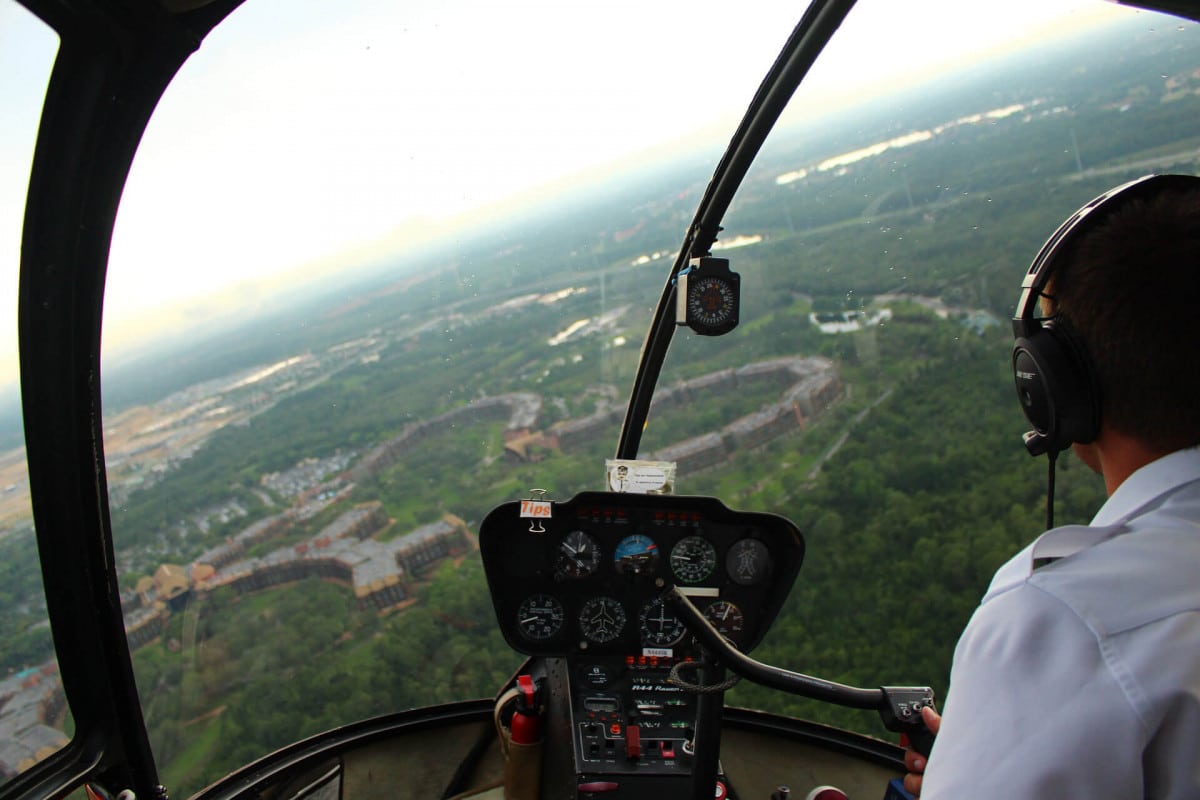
top-left (1, 0), bottom-right (1127, 390)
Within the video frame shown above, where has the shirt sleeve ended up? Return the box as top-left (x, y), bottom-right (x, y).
top-left (920, 582), bottom-right (1146, 799)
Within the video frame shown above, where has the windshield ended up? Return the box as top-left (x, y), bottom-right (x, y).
top-left (639, 0), bottom-right (1173, 721)
top-left (5, 0), bottom-right (1198, 796)
top-left (95, 0), bottom-right (807, 792)
top-left (0, 1), bottom-right (68, 790)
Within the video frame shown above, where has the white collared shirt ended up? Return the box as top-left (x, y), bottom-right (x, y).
top-left (922, 447), bottom-right (1200, 799)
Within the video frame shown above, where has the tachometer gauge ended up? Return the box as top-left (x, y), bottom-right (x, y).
top-left (669, 536), bottom-right (717, 583)
top-left (516, 594), bottom-right (565, 641)
top-left (556, 530), bottom-right (601, 579)
top-left (703, 600), bottom-right (745, 641)
top-left (639, 598), bottom-right (686, 648)
top-left (613, 534), bottom-right (660, 576)
top-left (726, 538), bottom-right (771, 586)
top-left (579, 596), bottom-right (626, 643)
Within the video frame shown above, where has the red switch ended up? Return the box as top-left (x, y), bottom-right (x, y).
top-left (625, 724), bottom-right (641, 760)
top-left (578, 782), bottom-right (619, 793)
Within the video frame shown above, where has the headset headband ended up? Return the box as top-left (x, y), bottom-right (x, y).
top-left (1013, 173), bottom-right (1199, 334)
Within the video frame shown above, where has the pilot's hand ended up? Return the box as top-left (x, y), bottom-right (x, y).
top-left (902, 706), bottom-right (941, 797)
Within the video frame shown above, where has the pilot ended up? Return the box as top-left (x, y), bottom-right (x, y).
top-left (904, 175), bottom-right (1200, 798)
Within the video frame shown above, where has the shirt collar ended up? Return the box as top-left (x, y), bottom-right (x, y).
top-left (1090, 445), bottom-right (1200, 528)
top-left (985, 446), bottom-right (1200, 599)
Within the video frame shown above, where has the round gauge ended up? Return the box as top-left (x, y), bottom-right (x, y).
top-left (579, 596), bottom-right (626, 644)
top-left (613, 534), bottom-right (659, 576)
top-left (726, 538), bottom-right (771, 586)
top-left (555, 530), bottom-right (601, 579)
top-left (516, 594), bottom-right (565, 641)
top-left (640, 598), bottom-right (686, 648)
top-left (688, 276), bottom-right (737, 328)
top-left (669, 536), bottom-right (717, 584)
top-left (703, 600), bottom-right (745, 641)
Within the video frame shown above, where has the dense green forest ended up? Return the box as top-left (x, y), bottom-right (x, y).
top-left (129, 311), bottom-right (1108, 797)
top-left (138, 560), bottom-right (516, 792)
top-left (722, 327), bottom-right (1106, 732)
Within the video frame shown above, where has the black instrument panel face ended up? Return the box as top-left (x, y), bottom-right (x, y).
top-left (479, 492), bottom-right (805, 657)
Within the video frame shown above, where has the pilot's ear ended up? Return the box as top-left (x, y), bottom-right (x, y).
top-left (1038, 281), bottom-right (1055, 316)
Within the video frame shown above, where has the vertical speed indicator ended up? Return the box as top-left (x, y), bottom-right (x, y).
top-left (516, 594), bottom-right (565, 641)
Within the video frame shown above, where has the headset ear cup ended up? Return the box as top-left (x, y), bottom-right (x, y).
top-left (1011, 174), bottom-right (1200, 456)
top-left (1013, 336), bottom-right (1054, 439)
top-left (1012, 322), bottom-right (1099, 452)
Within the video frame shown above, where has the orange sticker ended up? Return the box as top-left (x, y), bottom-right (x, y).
top-left (519, 499), bottom-right (552, 518)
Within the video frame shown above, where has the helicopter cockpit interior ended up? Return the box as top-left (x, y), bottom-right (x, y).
top-left (4, 0), bottom-right (1200, 799)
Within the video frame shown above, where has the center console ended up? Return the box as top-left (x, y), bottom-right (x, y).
top-left (479, 492), bottom-right (806, 798)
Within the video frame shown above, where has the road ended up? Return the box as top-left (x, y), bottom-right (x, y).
top-left (806, 387), bottom-right (894, 482)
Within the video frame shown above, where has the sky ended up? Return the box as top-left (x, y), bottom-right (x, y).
top-left (1, 0), bottom-right (1130, 390)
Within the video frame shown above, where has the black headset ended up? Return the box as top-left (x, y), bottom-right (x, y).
top-left (1012, 173), bottom-right (1200, 456)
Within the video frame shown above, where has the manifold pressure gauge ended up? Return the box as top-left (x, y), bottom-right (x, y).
top-left (676, 256), bottom-right (740, 336)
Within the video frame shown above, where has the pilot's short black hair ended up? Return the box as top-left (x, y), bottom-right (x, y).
top-left (1054, 185), bottom-right (1200, 453)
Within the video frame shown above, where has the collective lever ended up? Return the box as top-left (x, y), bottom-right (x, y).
top-left (665, 586), bottom-right (937, 756)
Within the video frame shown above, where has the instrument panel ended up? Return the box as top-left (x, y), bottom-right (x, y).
top-left (479, 492), bottom-right (805, 657)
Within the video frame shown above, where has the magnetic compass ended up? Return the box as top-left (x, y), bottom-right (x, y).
top-left (676, 256), bottom-right (740, 336)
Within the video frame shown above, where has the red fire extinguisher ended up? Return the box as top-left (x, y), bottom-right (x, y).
top-left (503, 674), bottom-right (544, 800)
top-left (510, 674), bottom-right (542, 744)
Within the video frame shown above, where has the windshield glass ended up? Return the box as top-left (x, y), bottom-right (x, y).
top-left (644, 0), bottom-right (1195, 721)
top-left (0, 1), bottom-right (69, 790)
top-left (66, 0), bottom-right (1200, 794)
top-left (95, 0), bottom-right (806, 792)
